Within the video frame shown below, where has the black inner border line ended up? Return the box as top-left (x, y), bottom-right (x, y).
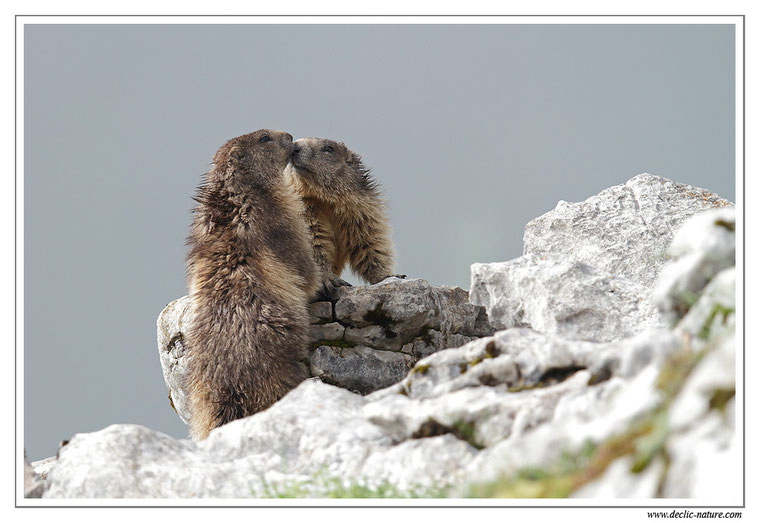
top-left (15, 13), bottom-right (746, 510)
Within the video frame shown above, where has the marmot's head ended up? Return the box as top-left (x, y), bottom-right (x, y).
top-left (209, 129), bottom-right (294, 189)
top-left (288, 138), bottom-right (376, 202)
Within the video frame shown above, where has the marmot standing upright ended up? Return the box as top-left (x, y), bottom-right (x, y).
top-left (185, 129), bottom-right (318, 440)
top-left (286, 138), bottom-right (396, 299)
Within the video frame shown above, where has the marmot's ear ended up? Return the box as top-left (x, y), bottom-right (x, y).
top-left (228, 146), bottom-right (243, 165)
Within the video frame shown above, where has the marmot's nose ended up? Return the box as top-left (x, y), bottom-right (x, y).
top-left (293, 142), bottom-right (302, 154)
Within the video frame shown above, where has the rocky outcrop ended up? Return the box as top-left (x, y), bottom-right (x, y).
top-left (470, 174), bottom-right (731, 341)
top-left (522, 173), bottom-right (731, 288)
top-left (156, 277), bottom-right (494, 422)
top-left (24, 451), bottom-right (45, 499)
top-left (653, 207), bottom-right (736, 327)
top-left (31, 174), bottom-right (736, 499)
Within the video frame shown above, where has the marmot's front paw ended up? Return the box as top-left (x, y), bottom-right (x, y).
top-left (317, 276), bottom-right (352, 300)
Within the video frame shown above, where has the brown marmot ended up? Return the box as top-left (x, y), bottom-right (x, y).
top-left (286, 138), bottom-right (396, 299)
top-left (185, 129), bottom-right (318, 440)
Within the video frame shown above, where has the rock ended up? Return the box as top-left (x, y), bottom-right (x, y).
top-left (32, 456), bottom-right (57, 481)
top-left (103, 175), bottom-right (736, 500)
top-left (308, 301), bottom-right (333, 323)
top-left (653, 207), bottom-right (735, 326)
top-left (676, 267), bottom-right (735, 342)
top-left (308, 322), bottom-right (345, 342)
top-left (364, 326), bottom-right (683, 452)
top-left (310, 345), bottom-right (414, 395)
top-left (523, 173), bottom-right (732, 289)
top-left (358, 434), bottom-right (479, 493)
top-left (662, 398), bottom-right (738, 500)
top-left (454, 207), bottom-right (736, 498)
top-left (343, 325), bottom-right (398, 350)
top-left (401, 330), bottom-right (478, 359)
top-left (395, 327), bottom-right (681, 403)
top-left (24, 450), bottom-right (46, 498)
top-left (470, 254), bottom-right (661, 341)
top-left (157, 279), bottom-right (496, 422)
top-left (570, 456), bottom-right (664, 498)
top-left (156, 296), bottom-right (194, 425)
top-left (365, 370), bottom-right (594, 449)
top-left (471, 175), bottom-right (733, 342)
top-left (334, 278), bottom-right (493, 342)
top-left (44, 380), bottom-right (427, 498)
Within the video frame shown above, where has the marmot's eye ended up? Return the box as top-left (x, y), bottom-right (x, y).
top-left (322, 145), bottom-right (334, 153)
top-left (259, 135), bottom-right (271, 143)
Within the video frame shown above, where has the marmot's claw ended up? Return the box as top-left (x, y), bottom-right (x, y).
top-left (332, 277), bottom-right (352, 288)
top-left (317, 277), bottom-right (352, 301)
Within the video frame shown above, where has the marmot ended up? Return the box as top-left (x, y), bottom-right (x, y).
top-left (185, 129), bottom-right (318, 440)
top-left (286, 138), bottom-right (396, 299)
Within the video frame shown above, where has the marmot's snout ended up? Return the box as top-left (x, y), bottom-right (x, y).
top-left (291, 139), bottom-right (312, 167)
top-left (293, 139), bottom-right (310, 154)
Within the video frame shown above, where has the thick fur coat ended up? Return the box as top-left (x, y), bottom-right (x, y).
top-left (286, 138), bottom-right (395, 298)
top-left (185, 129), bottom-right (318, 440)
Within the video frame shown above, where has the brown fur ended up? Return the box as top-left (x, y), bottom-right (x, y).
top-left (286, 138), bottom-right (395, 298)
top-left (185, 129), bottom-right (318, 440)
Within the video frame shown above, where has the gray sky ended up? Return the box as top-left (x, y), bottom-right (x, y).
top-left (24, 23), bottom-right (735, 460)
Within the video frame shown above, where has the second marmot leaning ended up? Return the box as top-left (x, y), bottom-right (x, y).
top-left (286, 138), bottom-right (396, 299)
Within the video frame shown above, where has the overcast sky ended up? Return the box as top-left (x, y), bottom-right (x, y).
top-left (24, 23), bottom-right (735, 460)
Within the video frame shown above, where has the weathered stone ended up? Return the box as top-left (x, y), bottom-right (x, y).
top-left (452, 363), bottom-right (665, 493)
top-left (571, 456), bottom-right (664, 498)
top-left (653, 207), bottom-right (736, 326)
top-left (158, 279), bottom-right (495, 423)
top-left (400, 330), bottom-right (477, 359)
top-left (470, 254), bottom-right (662, 342)
top-left (662, 398), bottom-right (738, 500)
top-left (24, 450), bottom-right (46, 498)
top-left (365, 370), bottom-right (594, 449)
top-left (310, 345), bottom-right (414, 395)
top-left (156, 295), bottom-right (194, 425)
top-left (43, 380), bottom-right (397, 498)
top-left (398, 327), bottom-right (682, 403)
top-left (676, 267), bottom-right (735, 343)
top-left (358, 434), bottom-right (479, 493)
top-left (523, 173), bottom-right (732, 289)
top-left (32, 456), bottom-right (57, 481)
top-left (308, 301), bottom-right (333, 324)
top-left (343, 325), bottom-right (398, 350)
top-left (308, 322), bottom-right (345, 342)
top-left (334, 278), bottom-right (493, 341)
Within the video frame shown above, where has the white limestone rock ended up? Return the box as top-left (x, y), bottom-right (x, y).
top-left (523, 173), bottom-right (732, 289)
top-left (470, 254), bottom-right (661, 342)
top-left (653, 207), bottom-right (736, 327)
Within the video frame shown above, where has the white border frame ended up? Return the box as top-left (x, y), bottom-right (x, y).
top-left (14, 14), bottom-right (745, 510)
